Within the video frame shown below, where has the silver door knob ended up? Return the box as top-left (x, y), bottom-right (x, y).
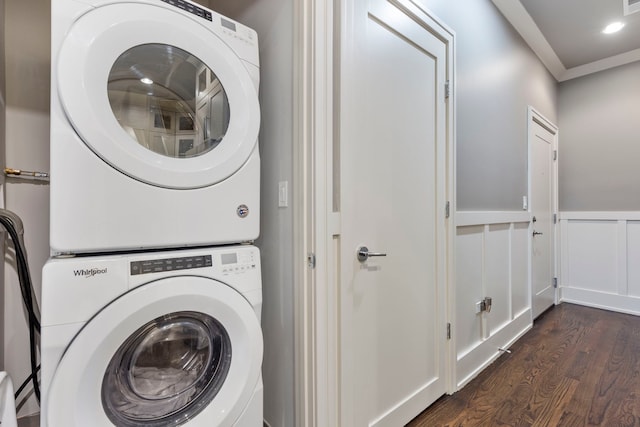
top-left (357, 246), bottom-right (387, 262)
top-left (533, 231), bottom-right (543, 236)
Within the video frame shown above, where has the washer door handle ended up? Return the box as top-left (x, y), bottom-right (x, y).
top-left (357, 246), bottom-right (387, 262)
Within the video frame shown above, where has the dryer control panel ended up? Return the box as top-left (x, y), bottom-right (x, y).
top-left (160, 0), bottom-right (258, 53)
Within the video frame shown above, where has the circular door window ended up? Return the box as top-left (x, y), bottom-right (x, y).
top-left (107, 44), bottom-right (230, 159)
top-left (45, 277), bottom-right (262, 427)
top-left (102, 311), bottom-right (231, 426)
top-left (56, 3), bottom-right (260, 189)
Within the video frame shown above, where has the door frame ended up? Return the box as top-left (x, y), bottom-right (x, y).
top-left (293, 1), bottom-right (457, 425)
top-left (527, 106), bottom-right (559, 316)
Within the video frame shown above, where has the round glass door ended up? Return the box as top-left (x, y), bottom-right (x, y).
top-left (56, 3), bottom-right (260, 189)
top-left (45, 276), bottom-right (263, 427)
top-left (108, 44), bottom-right (230, 159)
top-left (102, 311), bottom-right (231, 426)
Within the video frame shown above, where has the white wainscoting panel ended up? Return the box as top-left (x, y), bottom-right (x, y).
top-left (627, 221), bottom-right (640, 298)
top-left (455, 226), bottom-right (484, 358)
top-left (455, 212), bottom-right (532, 389)
top-left (485, 224), bottom-right (511, 336)
top-left (565, 221), bottom-right (618, 294)
top-left (512, 223), bottom-right (530, 317)
top-left (560, 212), bottom-right (640, 315)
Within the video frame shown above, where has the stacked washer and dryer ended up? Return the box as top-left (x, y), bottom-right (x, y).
top-left (42, 0), bottom-right (263, 426)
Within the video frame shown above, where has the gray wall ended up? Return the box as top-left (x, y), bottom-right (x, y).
top-left (420, 0), bottom-right (558, 210)
top-left (558, 60), bottom-right (640, 211)
top-left (209, 1), bottom-right (295, 426)
top-left (3, 0), bottom-right (50, 417)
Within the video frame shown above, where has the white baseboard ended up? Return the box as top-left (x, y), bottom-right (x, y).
top-left (455, 309), bottom-right (532, 389)
top-left (560, 287), bottom-right (640, 316)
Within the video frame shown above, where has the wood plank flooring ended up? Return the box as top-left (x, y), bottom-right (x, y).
top-left (407, 303), bottom-right (640, 426)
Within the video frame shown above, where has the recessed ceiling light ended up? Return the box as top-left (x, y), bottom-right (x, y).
top-left (140, 77), bottom-right (154, 85)
top-left (602, 22), bottom-right (625, 34)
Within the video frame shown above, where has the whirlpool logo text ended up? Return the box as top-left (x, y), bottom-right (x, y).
top-left (73, 268), bottom-right (108, 278)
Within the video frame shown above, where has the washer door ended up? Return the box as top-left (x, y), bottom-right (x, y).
top-left (57, 3), bottom-right (260, 189)
top-left (46, 277), bottom-right (262, 427)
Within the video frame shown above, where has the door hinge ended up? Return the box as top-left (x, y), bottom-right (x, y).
top-left (445, 201), bottom-right (450, 218)
top-left (553, 213), bottom-right (557, 224)
top-left (307, 252), bottom-right (316, 269)
top-left (553, 150), bottom-right (558, 161)
top-left (446, 323), bottom-right (451, 340)
top-left (445, 80), bottom-right (451, 99)
top-left (553, 277), bottom-right (558, 288)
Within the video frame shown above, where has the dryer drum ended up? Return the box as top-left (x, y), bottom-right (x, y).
top-left (107, 44), bottom-right (230, 160)
top-left (101, 311), bottom-right (231, 426)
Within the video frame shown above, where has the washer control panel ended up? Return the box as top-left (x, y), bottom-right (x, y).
top-left (129, 249), bottom-right (258, 277)
top-left (220, 250), bottom-right (258, 275)
top-left (130, 255), bottom-right (212, 276)
top-left (161, 0), bottom-right (212, 21)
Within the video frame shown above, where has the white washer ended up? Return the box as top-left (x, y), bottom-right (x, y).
top-left (41, 245), bottom-right (263, 426)
top-left (50, 0), bottom-right (261, 255)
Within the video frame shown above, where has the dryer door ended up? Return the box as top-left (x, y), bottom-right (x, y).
top-left (56, 2), bottom-right (260, 189)
top-left (46, 276), bottom-right (262, 427)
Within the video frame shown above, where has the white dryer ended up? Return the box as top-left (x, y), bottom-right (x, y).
top-left (50, 0), bottom-right (261, 254)
top-left (41, 245), bottom-right (263, 426)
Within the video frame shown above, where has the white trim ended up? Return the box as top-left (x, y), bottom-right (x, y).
top-left (559, 215), bottom-right (569, 297)
top-left (405, 0), bottom-right (458, 397)
top-left (490, 0), bottom-right (565, 80)
top-left (617, 220), bottom-right (629, 296)
top-left (456, 309), bottom-right (532, 389)
top-left (560, 211), bottom-right (640, 220)
top-left (561, 48), bottom-right (640, 81)
top-left (293, 1), bottom-right (317, 425)
top-left (456, 211), bottom-right (530, 227)
top-left (560, 288), bottom-right (640, 316)
top-left (403, 0), bottom-right (459, 396)
top-left (295, 0), bottom-right (337, 426)
top-left (624, 0), bottom-right (640, 16)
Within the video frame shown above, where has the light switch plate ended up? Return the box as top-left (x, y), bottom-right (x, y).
top-left (278, 181), bottom-right (288, 208)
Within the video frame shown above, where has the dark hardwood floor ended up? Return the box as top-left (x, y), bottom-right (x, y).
top-left (407, 303), bottom-right (640, 426)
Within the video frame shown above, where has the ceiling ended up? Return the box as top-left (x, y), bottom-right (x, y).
top-left (492, 0), bottom-right (640, 81)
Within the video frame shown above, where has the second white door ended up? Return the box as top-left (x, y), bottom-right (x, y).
top-left (529, 109), bottom-right (558, 319)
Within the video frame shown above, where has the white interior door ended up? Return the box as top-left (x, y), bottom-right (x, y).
top-left (338, 1), bottom-right (450, 425)
top-left (529, 109), bottom-right (558, 319)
